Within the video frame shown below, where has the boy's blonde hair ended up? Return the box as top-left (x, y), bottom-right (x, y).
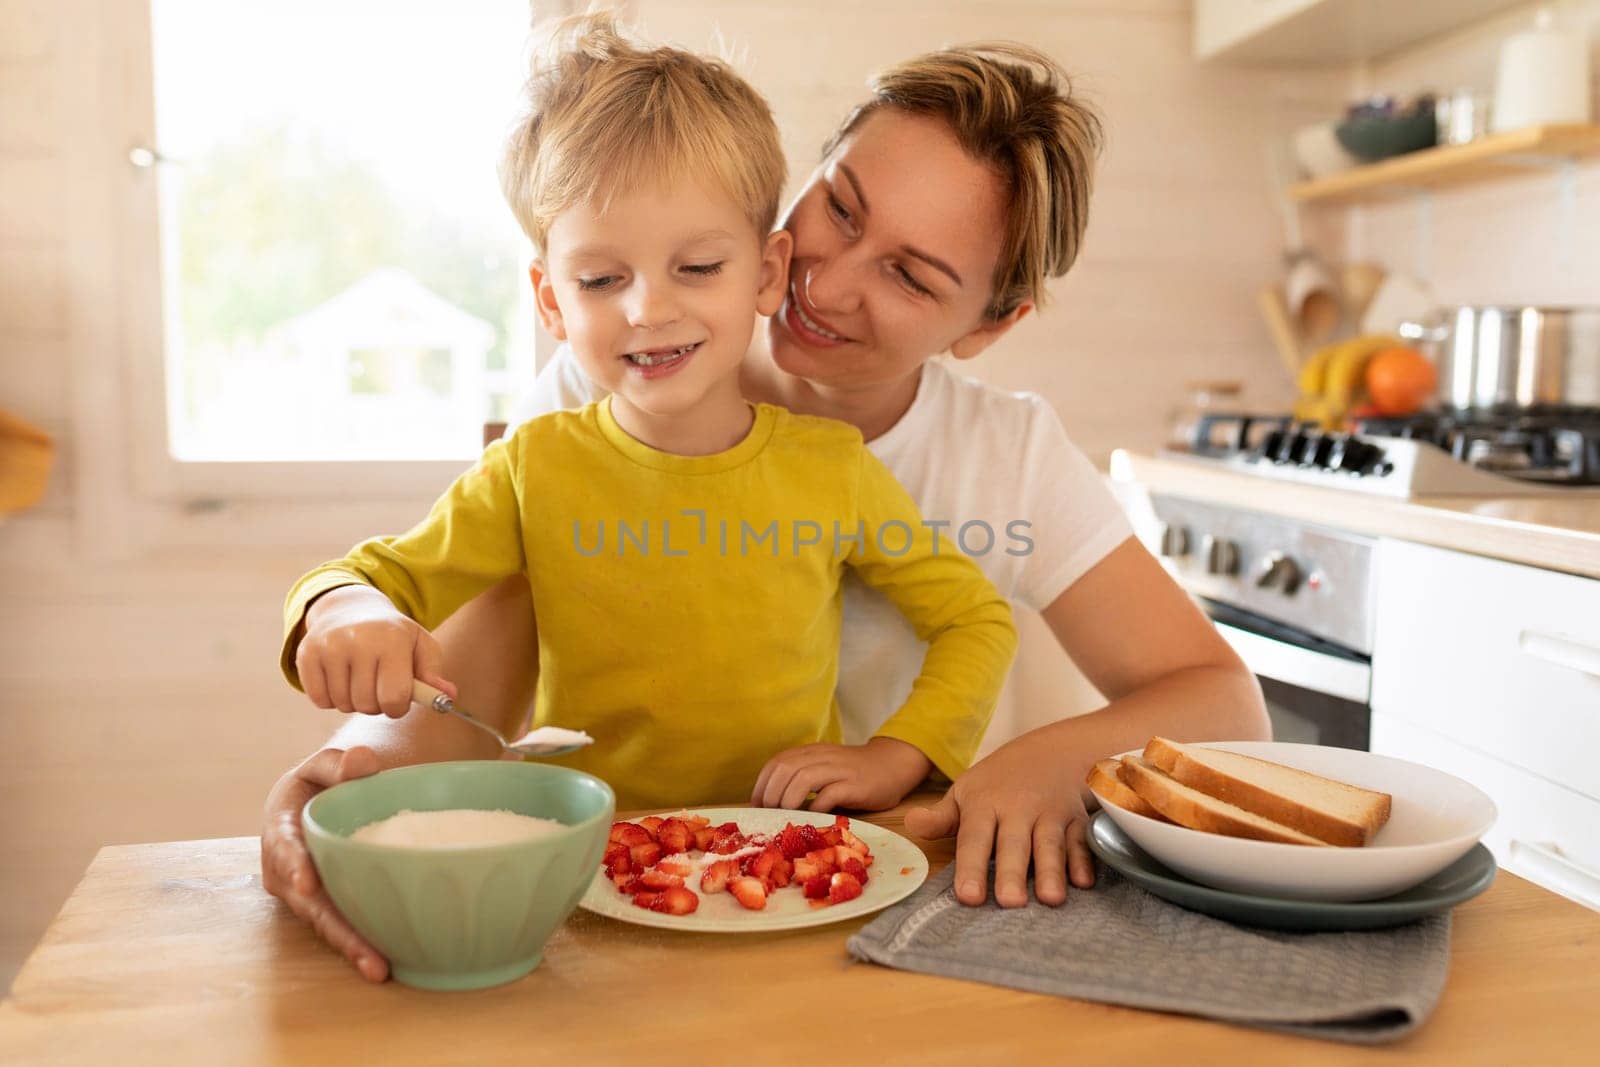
top-left (823, 44), bottom-right (1102, 320)
top-left (501, 12), bottom-right (786, 254)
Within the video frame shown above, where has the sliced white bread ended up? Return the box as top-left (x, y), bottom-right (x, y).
top-left (1143, 736), bottom-right (1391, 847)
top-left (1119, 756), bottom-right (1328, 847)
top-left (1085, 758), bottom-right (1168, 821)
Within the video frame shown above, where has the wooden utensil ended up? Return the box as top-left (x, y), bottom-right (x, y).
top-left (1257, 284), bottom-right (1305, 381)
top-left (1341, 262), bottom-right (1386, 325)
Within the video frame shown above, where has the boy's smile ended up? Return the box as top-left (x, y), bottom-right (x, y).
top-left (531, 179), bottom-right (791, 456)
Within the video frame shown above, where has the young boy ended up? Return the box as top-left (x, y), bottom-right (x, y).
top-left (280, 14), bottom-right (1016, 811)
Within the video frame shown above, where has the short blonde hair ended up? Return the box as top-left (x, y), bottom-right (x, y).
top-left (823, 44), bottom-right (1102, 320)
top-left (500, 12), bottom-right (786, 254)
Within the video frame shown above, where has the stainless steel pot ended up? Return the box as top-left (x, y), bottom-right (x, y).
top-left (1400, 306), bottom-right (1600, 411)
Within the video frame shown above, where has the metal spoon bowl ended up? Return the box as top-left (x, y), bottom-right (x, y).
top-left (411, 681), bottom-right (593, 758)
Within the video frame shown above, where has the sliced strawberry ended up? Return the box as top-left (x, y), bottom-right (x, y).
top-left (656, 857), bottom-right (693, 877)
top-left (716, 821), bottom-right (740, 835)
top-left (638, 816), bottom-right (664, 837)
top-left (842, 856), bottom-right (869, 885)
top-left (776, 825), bottom-right (809, 860)
top-left (603, 843), bottom-right (632, 878)
top-left (728, 877), bottom-right (768, 911)
top-left (610, 822), bottom-right (652, 847)
top-left (700, 859), bottom-right (739, 894)
top-left (797, 824), bottom-right (824, 854)
top-left (711, 833), bottom-right (749, 855)
top-left (834, 845), bottom-right (867, 869)
top-left (802, 875), bottom-right (831, 900)
top-left (692, 827), bottom-right (719, 851)
top-left (682, 815), bottom-right (711, 830)
top-left (817, 825), bottom-right (844, 848)
top-left (610, 871), bottom-right (633, 891)
top-left (629, 841), bottom-right (662, 869)
top-left (747, 847), bottom-right (793, 890)
top-left (620, 876), bottom-right (647, 895)
top-left (639, 868), bottom-right (685, 890)
top-left (792, 856), bottom-right (826, 882)
top-left (828, 871), bottom-right (864, 904)
top-left (631, 890), bottom-right (663, 910)
top-left (656, 818), bottom-right (693, 855)
top-left (804, 848), bottom-right (839, 877)
top-left (650, 886), bottom-right (699, 915)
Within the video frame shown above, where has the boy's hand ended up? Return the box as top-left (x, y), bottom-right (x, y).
top-left (751, 737), bottom-right (931, 813)
top-left (903, 733), bottom-right (1098, 909)
top-left (296, 584), bottom-right (456, 717)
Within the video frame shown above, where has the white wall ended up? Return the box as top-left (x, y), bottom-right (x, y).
top-left (0, 0), bottom-right (1340, 992)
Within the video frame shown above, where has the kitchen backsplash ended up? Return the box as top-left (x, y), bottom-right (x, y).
top-left (1345, 0), bottom-right (1600, 308)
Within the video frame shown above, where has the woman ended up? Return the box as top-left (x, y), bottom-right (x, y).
top-left (262, 42), bottom-right (1268, 983)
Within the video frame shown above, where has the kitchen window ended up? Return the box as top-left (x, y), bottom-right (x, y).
top-left (130, 0), bottom-right (537, 495)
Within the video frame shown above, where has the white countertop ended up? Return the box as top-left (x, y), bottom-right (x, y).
top-left (1110, 450), bottom-right (1600, 580)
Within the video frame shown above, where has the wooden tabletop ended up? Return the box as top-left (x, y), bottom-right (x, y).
top-left (2, 798), bottom-right (1598, 1065)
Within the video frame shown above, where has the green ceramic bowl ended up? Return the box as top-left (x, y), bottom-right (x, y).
top-left (302, 761), bottom-right (614, 991)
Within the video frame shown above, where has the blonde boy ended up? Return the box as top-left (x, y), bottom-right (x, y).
top-left (280, 15), bottom-right (1017, 811)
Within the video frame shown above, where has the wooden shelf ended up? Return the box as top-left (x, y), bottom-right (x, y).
top-left (1289, 124), bottom-right (1600, 204)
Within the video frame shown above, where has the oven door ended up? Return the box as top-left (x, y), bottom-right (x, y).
top-left (1202, 599), bottom-right (1372, 751)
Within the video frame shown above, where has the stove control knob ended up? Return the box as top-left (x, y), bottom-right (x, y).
top-left (1276, 431), bottom-right (1310, 465)
top-left (1201, 534), bottom-right (1239, 576)
top-left (1253, 551), bottom-right (1303, 594)
top-left (1158, 523), bottom-right (1191, 558)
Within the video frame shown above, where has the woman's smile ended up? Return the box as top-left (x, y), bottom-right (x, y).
top-left (783, 281), bottom-right (851, 347)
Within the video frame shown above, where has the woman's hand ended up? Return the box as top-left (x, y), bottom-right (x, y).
top-left (904, 731), bottom-right (1096, 908)
top-left (260, 746), bottom-right (389, 983)
top-left (751, 736), bottom-right (931, 813)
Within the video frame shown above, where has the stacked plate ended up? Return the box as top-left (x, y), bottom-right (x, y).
top-left (1087, 741), bottom-right (1498, 931)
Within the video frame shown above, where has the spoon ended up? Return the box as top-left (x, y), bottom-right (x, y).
top-left (411, 681), bottom-right (594, 758)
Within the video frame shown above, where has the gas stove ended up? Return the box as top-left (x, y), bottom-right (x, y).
top-left (1171, 410), bottom-right (1600, 498)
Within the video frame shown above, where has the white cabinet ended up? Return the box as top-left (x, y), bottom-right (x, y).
top-left (1195, 0), bottom-right (1529, 64)
top-left (1371, 539), bottom-right (1600, 802)
top-left (1370, 539), bottom-right (1600, 910)
top-left (1372, 714), bottom-right (1600, 912)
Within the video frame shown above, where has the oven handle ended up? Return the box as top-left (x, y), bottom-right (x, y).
top-left (1519, 630), bottom-right (1600, 680)
top-left (1214, 622), bottom-right (1371, 703)
top-left (1509, 839), bottom-right (1600, 912)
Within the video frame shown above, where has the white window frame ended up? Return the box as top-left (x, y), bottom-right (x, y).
top-left (112, 0), bottom-right (537, 506)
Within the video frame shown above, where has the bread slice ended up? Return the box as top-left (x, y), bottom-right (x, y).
top-left (1085, 758), bottom-right (1168, 821)
top-left (1119, 756), bottom-right (1328, 847)
top-left (1143, 737), bottom-right (1391, 847)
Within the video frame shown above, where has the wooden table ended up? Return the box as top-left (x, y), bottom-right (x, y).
top-left (3, 798), bottom-right (1598, 1065)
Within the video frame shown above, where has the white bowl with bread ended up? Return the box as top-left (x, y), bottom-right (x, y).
top-left (1087, 738), bottom-right (1496, 902)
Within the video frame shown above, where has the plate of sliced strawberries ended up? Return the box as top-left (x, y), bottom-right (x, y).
top-left (579, 807), bottom-right (930, 932)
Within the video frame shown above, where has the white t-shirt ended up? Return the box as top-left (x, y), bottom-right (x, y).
top-left (509, 346), bottom-right (1133, 744)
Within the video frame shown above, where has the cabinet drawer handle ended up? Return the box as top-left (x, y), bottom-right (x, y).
top-left (1510, 839), bottom-right (1600, 911)
top-left (1518, 630), bottom-right (1600, 679)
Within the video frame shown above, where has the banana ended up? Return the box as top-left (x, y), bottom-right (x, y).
top-left (1297, 342), bottom-right (1338, 398)
top-left (1324, 334), bottom-right (1398, 412)
top-left (1293, 395), bottom-right (1340, 430)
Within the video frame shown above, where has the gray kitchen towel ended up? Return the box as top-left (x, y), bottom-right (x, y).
top-left (847, 866), bottom-right (1451, 1044)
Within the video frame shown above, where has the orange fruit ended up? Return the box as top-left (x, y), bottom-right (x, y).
top-left (1364, 347), bottom-right (1437, 416)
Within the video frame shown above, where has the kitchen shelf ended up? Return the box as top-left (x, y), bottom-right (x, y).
top-left (1288, 124), bottom-right (1600, 203)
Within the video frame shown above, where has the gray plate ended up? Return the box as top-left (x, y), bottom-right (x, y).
top-left (1087, 811), bottom-right (1496, 932)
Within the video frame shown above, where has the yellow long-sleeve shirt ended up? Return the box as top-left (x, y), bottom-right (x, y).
top-left (282, 398), bottom-right (1016, 809)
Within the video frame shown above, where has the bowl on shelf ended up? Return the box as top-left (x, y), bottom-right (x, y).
top-left (302, 760), bottom-right (615, 990)
top-left (1335, 96), bottom-right (1439, 162)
